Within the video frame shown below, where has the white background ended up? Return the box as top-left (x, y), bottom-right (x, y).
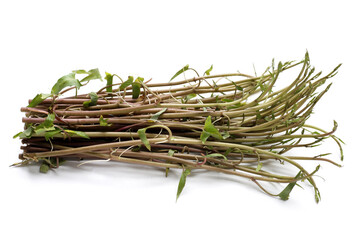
top-left (1, 0), bottom-right (359, 239)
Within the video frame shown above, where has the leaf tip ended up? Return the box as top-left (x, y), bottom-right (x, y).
top-left (39, 163), bottom-right (50, 173)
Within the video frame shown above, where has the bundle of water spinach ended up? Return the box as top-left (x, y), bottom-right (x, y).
top-left (14, 53), bottom-right (344, 202)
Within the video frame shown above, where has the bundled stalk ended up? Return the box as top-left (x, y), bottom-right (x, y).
top-left (14, 53), bottom-right (343, 202)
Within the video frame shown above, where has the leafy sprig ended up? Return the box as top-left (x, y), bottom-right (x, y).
top-left (28, 68), bottom-right (102, 107)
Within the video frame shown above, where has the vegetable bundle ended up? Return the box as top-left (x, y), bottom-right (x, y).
top-left (14, 53), bottom-right (343, 202)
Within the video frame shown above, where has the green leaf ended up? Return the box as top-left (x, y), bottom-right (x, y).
top-left (221, 131), bottom-right (230, 139)
top-left (72, 69), bottom-right (89, 74)
top-left (34, 113), bottom-right (56, 134)
top-left (149, 108), bottom-right (167, 122)
top-left (120, 76), bottom-right (134, 90)
top-left (170, 64), bottom-right (189, 81)
top-left (64, 130), bottom-right (90, 139)
top-left (43, 113), bottom-right (55, 128)
top-left (51, 72), bottom-right (82, 94)
top-left (83, 92), bottom-right (98, 108)
top-left (176, 168), bottom-right (191, 201)
top-left (165, 149), bottom-right (176, 177)
top-left (200, 116), bottom-right (223, 143)
top-left (204, 64), bottom-right (213, 76)
top-left (35, 126), bottom-right (56, 134)
top-left (204, 116), bottom-right (222, 138)
top-left (39, 163), bottom-right (50, 173)
top-left (137, 128), bottom-right (151, 151)
top-left (16, 127), bottom-right (34, 139)
top-left (278, 61), bottom-right (283, 73)
top-left (136, 77), bottom-right (144, 82)
top-left (185, 93), bottom-right (197, 102)
top-left (200, 131), bottom-right (211, 144)
top-left (168, 149), bottom-right (176, 157)
top-left (105, 72), bottom-right (114, 92)
top-left (278, 171), bottom-right (301, 200)
top-left (132, 77), bottom-right (144, 99)
top-left (44, 129), bottom-right (62, 141)
top-left (132, 82), bottom-right (141, 99)
top-left (13, 131), bottom-right (23, 139)
top-left (99, 115), bottom-right (112, 126)
top-left (23, 127), bottom-right (34, 138)
top-left (256, 162), bottom-right (263, 172)
top-left (79, 68), bottom-right (102, 82)
top-left (28, 93), bottom-right (52, 108)
top-left (232, 81), bottom-right (243, 91)
top-left (224, 148), bottom-right (233, 156)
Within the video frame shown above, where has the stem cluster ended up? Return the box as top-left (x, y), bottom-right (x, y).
top-left (15, 53), bottom-right (343, 202)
